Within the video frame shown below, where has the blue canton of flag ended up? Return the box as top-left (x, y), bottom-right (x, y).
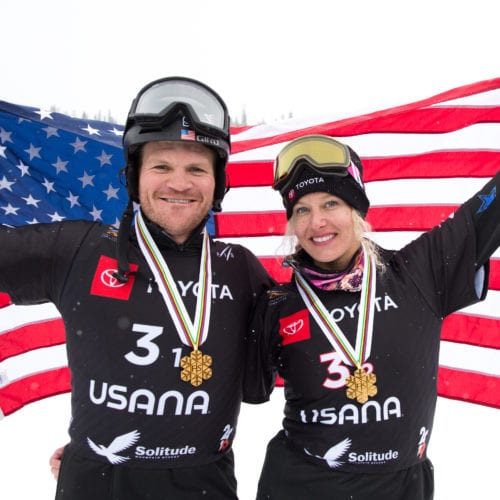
top-left (0, 100), bottom-right (128, 228)
top-left (0, 100), bottom-right (217, 233)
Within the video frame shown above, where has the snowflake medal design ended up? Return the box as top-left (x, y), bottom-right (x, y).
top-left (180, 349), bottom-right (213, 387)
top-left (345, 367), bottom-right (377, 404)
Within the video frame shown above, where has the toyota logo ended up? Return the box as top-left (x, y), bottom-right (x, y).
top-left (283, 319), bottom-right (304, 336)
top-left (100, 268), bottom-right (126, 288)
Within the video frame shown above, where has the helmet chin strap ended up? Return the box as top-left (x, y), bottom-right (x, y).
top-left (114, 200), bottom-right (135, 283)
top-left (212, 182), bottom-right (230, 212)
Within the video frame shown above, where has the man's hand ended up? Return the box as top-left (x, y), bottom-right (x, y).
top-left (49, 446), bottom-right (64, 480)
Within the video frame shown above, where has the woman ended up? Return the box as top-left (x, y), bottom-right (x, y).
top-left (245, 135), bottom-right (500, 499)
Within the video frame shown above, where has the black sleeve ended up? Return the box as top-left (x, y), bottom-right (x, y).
top-left (0, 220), bottom-right (93, 305)
top-left (243, 289), bottom-right (278, 404)
top-left (398, 171), bottom-right (500, 317)
top-left (460, 170), bottom-right (500, 269)
top-left (241, 246), bottom-right (277, 306)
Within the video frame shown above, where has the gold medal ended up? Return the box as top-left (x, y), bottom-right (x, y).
top-left (135, 212), bottom-right (214, 384)
top-left (180, 349), bottom-right (213, 387)
top-left (295, 248), bottom-right (378, 405)
top-left (345, 367), bottom-right (377, 404)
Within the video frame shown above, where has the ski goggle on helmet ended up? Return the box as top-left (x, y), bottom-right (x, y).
top-left (273, 135), bottom-right (353, 193)
top-left (124, 76), bottom-right (230, 156)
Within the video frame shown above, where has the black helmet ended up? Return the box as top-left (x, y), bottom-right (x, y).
top-left (123, 76), bottom-right (231, 212)
top-left (114, 77), bottom-right (231, 283)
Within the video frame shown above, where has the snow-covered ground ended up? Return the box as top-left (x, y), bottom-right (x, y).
top-left (0, 390), bottom-right (498, 499)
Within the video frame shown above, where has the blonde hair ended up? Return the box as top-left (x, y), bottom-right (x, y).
top-left (280, 208), bottom-right (386, 273)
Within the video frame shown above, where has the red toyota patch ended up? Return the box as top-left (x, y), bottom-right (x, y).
top-left (90, 255), bottom-right (138, 300)
top-left (279, 309), bottom-right (311, 345)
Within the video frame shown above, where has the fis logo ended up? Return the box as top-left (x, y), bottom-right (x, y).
top-left (216, 245), bottom-right (234, 261)
top-left (279, 309), bottom-right (311, 345)
top-left (90, 255), bottom-right (138, 300)
top-left (87, 430), bottom-right (140, 464)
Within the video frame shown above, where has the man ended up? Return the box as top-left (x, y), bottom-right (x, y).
top-left (0, 77), bottom-right (274, 499)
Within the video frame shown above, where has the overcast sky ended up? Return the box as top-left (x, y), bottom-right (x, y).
top-left (3, 0), bottom-right (500, 125)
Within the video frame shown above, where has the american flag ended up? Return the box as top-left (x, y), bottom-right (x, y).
top-left (181, 128), bottom-right (196, 141)
top-left (1, 78), bottom-right (499, 418)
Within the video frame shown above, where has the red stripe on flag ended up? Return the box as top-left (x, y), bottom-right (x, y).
top-left (227, 152), bottom-right (500, 188)
top-left (366, 206), bottom-right (459, 231)
top-left (276, 368), bottom-right (500, 409)
top-left (260, 259), bottom-right (500, 296)
top-left (214, 206), bottom-right (459, 237)
top-left (259, 257), bottom-right (291, 284)
top-left (362, 152), bottom-right (500, 182)
top-left (490, 259), bottom-right (500, 290)
top-left (215, 211), bottom-right (285, 237)
top-left (442, 313), bottom-right (500, 349)
top-left (0, 319), bottom-right (66, 362)
top-left (231, 77), bottom-right (500, 154)
top-left (0, 292), bottom-right (11, 309)
top-left (258, 257), bottom-right (498, 293)
top-left (227, 160), bottom-right (273, 187)
top-left (0, 367), bottom-right (71, 417)
top-left (437, 367), bottom-right (500, 409)
top-left (308, 106), bottom-right (500, 136)
top-left (8, 362), bottom-right (499, 414)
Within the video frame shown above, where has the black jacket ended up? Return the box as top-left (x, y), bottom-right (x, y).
top-left (0, 218), bottom-right (274, 468)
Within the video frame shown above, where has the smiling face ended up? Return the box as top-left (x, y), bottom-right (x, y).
top-left (138, 141), bottom-right (216, 243)
top-left (291, 191), bottom-right (361, 271)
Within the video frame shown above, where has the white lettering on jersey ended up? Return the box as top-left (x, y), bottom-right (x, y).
top-left (172, 347), bottom-right (183, 367)
top-left (328, 294), bottom-right (399, 322)
top-left (300, 396), bottom-right (402, 425)
top-left (348, 448), bottom-right (399, 464)
top-left (319, 352), bottom-right (351, 389)
top-left (89, 379), bottom-right (210, 416)
top-left (382, 294), bottom-right (398, 310)
top-left (177, 280), bottom-right (234, 300)
top-left (124, 324), bottom-right (163, 366)
top-left (135, 444), bottom-right (197, 459)
top-left (320, 352), bottom-right (374, 391)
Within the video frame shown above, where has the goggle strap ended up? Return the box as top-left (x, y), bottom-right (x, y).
top-left (273, 161), bottom-right (350, 192)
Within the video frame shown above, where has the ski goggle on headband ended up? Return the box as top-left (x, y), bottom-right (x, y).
top-left (128, 76), bottom-right (229, 135)
top-left (273, 135), bottom-right (351, 191)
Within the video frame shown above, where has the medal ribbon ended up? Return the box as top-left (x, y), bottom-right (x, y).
top-left (295, 247), bottom-right (376, 368)
top-left (134, 210), bottom-right (212, 349)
